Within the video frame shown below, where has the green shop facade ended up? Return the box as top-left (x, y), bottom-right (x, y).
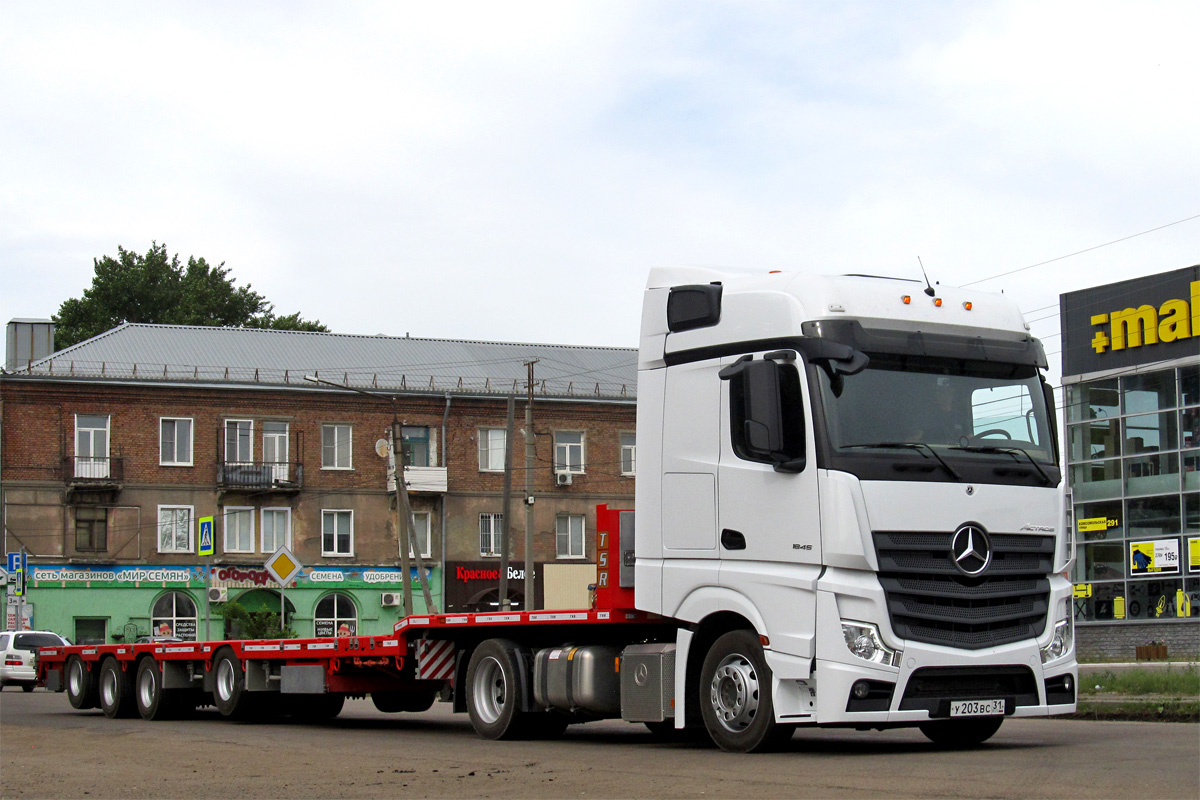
top-left (19, 562), bottom-right (437, 644)
top-left (1060, 264), bottom-right (1199, 659)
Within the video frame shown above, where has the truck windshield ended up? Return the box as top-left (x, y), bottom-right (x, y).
top-left (814, 353), bottom-right (1057, 480)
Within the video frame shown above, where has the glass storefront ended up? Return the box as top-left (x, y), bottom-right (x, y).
top-left (1067, 363), bottom-right (1199, 623)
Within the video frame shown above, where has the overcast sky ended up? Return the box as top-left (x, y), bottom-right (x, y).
top-left (2, 1), bottom-right (1197, 393)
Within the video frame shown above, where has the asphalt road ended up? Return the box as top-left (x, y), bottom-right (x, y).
top-left (2, 688), bottom-right (1197, 799)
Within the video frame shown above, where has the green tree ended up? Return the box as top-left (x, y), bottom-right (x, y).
top-left (53, 242), bottom-right (327, 349)
top-left (216, 600), bottom-right (296, 640)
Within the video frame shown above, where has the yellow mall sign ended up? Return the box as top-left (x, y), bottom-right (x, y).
top-left (1089, 280), bottom-right (1199, 354)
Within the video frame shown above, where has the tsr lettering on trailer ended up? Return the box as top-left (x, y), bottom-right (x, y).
top-left (1089, 280), bottom-right (1199, 354)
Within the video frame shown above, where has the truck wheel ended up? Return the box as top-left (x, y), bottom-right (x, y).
top-left (919, 716), bottom-right (1004, 747)
top-left (66, 657), bottom-right (99, 709)
top-left (372, 689), bottom-right (437, 714)
top-left (699, 630), bottom-right (793, 753)
top-left (98, 657), bottom-right (136, 719)
top-left (465, 638), bottom-right (534, 740)
top-left (212, 649), bottom-right (252, 719)
top-left (135, 658), bottom-right (174, 720)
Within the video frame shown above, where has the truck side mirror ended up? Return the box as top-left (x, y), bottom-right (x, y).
top-left (720, 355), bottom-right (806, 472)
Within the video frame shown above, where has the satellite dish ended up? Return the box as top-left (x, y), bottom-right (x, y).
top-left (375, 438), bottom-right (390, 458)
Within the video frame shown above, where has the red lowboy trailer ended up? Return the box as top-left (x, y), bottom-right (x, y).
top-left (37, 506), bottom-right (674, 740)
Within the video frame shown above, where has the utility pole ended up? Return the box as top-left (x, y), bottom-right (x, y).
top-left (524, 359), bottom-right (538, 611)
top-left (392, 417), bottom-right (438, 615)
top-left (499, 396), bottom-right (515, 610)
top-left (304, 375), bottom-right (439, 617)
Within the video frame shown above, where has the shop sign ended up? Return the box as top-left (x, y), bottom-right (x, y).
top-left (1189, 537), bottom-right (1200, 574)
top-left (1061, 266), bottom-right (1199, 376)
top-left (1076, 516), bottom-right (1119, 534)
top-left (1129, 538), bottom-right (1181, 577)
top-left (30, 565), bottom-right (204, 586)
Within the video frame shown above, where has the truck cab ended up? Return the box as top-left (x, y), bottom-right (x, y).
top-left (636, 267), bottom-right (1076, 750)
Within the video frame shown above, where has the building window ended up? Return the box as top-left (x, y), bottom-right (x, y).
top-left (261, 507), bottom-right (291, 553)
top-left (262, 421), bottom-right (289, 481)
top-left (160, 417), bottom-right (193, 466)
top-left (1067, 364), bottom-right (1200, 625)
top-left (406, 510), bottom-right (433, 559)
top-left (480, 513), bottom-right (503, 557)
top-left (157, 505), bottom-right (193, 553)
top-left (478, 428), bottom-right (506, 471)
top-left (554, 431), bottom-right (585, 474)
top-left (75, 413), bottom-right (110, 478)
top-left (620, 432), bottom-right (636, 476)
top-left (322, 424), bottom-right (353, 469)
top-left (151, 592), bottom-right (198, 641)
top-left (314, 593), bottom-right (357, 637)
top-left (402, 426), bottom-right (431, 467)
top-left (74, 619), bottom-right (106, 645)
top-left (225, 419), bottom-right (253, 464)
top-left (74, 507), bottom-right (107, 552)
top-left (223, 507), bottom-right (254, 553)
top-left (322, 509), bottom-right (353, 556)
top-left (556, 514), bottom-right (585, 558)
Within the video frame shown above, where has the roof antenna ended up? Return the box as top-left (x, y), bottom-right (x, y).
top-left (917, 256), bottom-right (936, 297)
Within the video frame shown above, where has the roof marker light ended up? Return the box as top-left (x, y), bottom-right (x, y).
top-left (901, 295), bottom-right (911, 304)
top-left (963, 301), bottom-right (973, 311)
top-left (933, 298), bottom-right (943, 307)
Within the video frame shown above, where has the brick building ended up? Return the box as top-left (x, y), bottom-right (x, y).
top-left (0, 322), bottom-right (637, 643)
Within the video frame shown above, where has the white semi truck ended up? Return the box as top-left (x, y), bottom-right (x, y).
top-left (39, 268), bottom-right (1076, 753)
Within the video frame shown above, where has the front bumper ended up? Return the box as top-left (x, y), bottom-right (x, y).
top-left (797, 567), bottom-right (1077, 725)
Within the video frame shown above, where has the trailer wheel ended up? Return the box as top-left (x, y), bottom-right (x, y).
top-left (919, 716), bottom-right (1004, 747)
top-left (465, 638), bottom-right (535, 740)
top-left (371, 689), bottom-right (437, 714)
top-left (212, 649), bottom-right (252, 719)
top-left (98, 657), bottom-right (136, 719)
top-left (699, 630), bottom-right (793, 753)
top-left (66, 656), bottom-right (99, 710)
top-left (135, 658), bottom-right (176, 720)
top-left (291, 693), bottom-right (345, 721)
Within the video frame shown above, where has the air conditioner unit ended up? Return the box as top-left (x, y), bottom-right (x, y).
top-left (555, 471), bottom-right (573, 486)
top-left (381, 592), bottom-right (402, 607)
top-left (208, 587), bottom-right (228, 603)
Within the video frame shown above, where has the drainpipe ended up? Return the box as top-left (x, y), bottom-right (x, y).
top-left (440, 394), bottom-right (451, 613)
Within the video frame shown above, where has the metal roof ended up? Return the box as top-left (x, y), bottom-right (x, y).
top-left (4, 323), bottom-right (637, 401)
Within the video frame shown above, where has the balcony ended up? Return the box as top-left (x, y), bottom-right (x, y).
top-left (63, 457), bottom-right (124, 485)
top-left (388, 466), bottom-right (448, 494)
top-left (218, 461), bottom-right (304, 492)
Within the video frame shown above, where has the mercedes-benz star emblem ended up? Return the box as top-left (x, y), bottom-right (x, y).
top-left (951, 524), bottom-right (992, 577)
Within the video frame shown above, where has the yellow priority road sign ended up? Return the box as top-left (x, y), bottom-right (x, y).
top-left (265, 547), bottom-right (303, 586)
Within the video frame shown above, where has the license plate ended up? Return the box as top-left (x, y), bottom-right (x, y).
top-left (950, 699), bottom-right (1005, 717)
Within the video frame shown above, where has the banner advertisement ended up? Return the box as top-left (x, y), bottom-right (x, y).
top-left (1129, 538), bottom-right (1181, 577)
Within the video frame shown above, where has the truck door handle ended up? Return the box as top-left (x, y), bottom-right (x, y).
top-left (721, 529), bottom-right (746, 551)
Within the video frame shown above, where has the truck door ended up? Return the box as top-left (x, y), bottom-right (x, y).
top-left (716, 351), bottom-right (822, 654)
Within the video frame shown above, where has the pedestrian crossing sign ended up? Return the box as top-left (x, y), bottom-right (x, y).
top-left (198, 516), bottom-right (214, 557)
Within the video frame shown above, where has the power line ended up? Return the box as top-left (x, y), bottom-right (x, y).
top-left (963, 212), bottom-right (1200, 287)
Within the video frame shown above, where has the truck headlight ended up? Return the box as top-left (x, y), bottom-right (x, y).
top-left (842, 621), bottom-right (902, 667)
top-left (1040, 605), bottom-right (1074, 664)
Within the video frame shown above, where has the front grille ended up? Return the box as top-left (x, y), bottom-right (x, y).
top-left (874, 530), bottom-right (1054, 650)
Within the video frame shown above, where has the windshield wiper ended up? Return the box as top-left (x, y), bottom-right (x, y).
top-left (949, 444), bottom-right (1054, 486)
top-left (842, 442), bottom-right (963, 482)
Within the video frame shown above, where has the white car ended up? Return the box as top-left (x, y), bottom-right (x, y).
top-left (0, 630), bottom-right (70, 691)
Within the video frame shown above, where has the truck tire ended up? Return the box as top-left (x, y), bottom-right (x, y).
top-left (98, 657), bottom-right (136, 719)
top-left (291, 693), bottom-right (345, 721)
top-left (135, 658), bottom-right (174, 720)
top-left (371, 689), bottom-right (437, 714)
top-left (465, 638), bottom-right (535, 740)
top-left (699, 630), bottom-right (794, 753)
top-left (66, 656), bottom-right (99, 710)
top-left (919, 716), bottom-right (1004, 747)
top-left (212, 649), bottom-right (252, 719)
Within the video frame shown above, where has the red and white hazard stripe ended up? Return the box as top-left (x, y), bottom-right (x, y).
top-left (415, 639), bottom-right (455, 681)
